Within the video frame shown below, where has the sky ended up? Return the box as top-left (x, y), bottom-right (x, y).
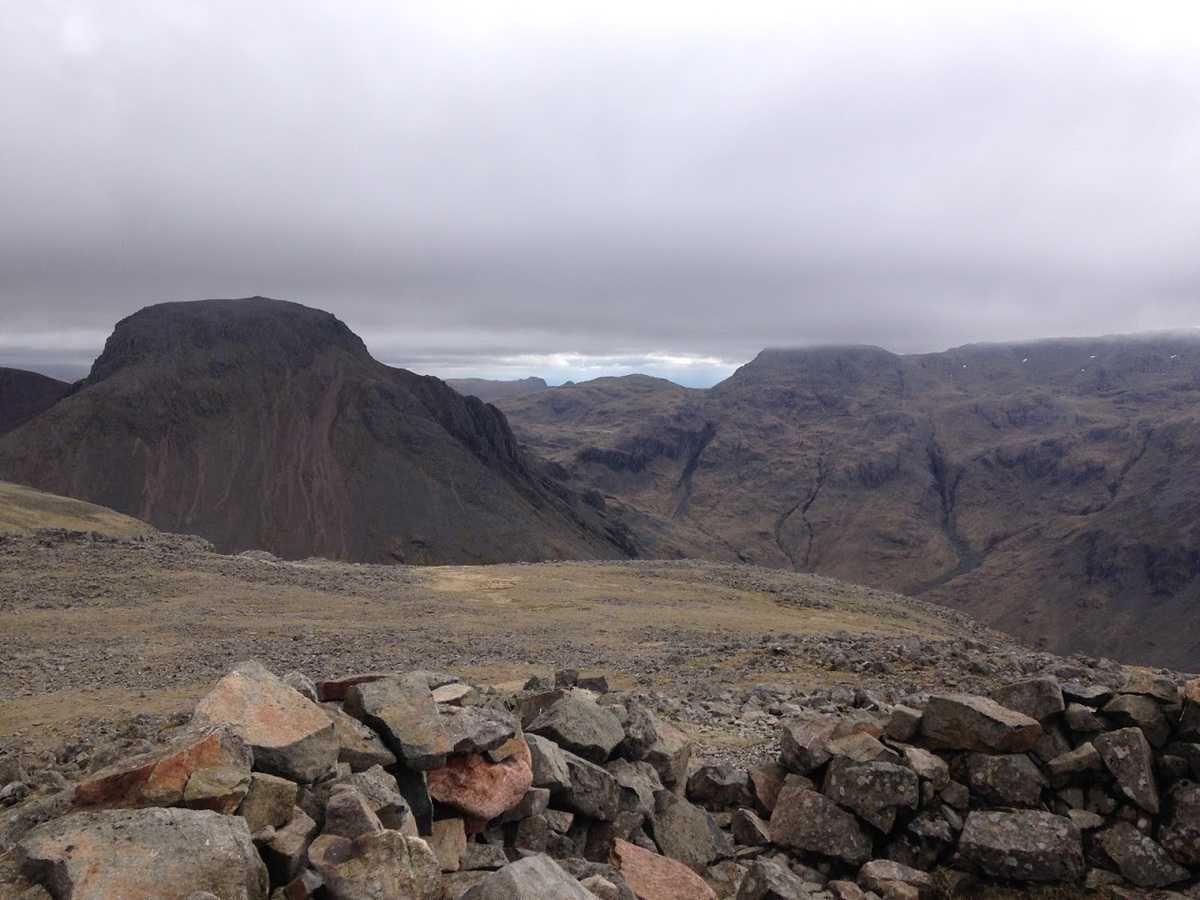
top-left (3, 2), bottom-right (1200, 387)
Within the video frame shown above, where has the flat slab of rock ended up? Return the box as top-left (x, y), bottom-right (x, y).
top-left (427, 738), bottom-right (533, 821)
top-left (461, 854), bottom-right (593, 899)
top-left (919, 694), bottom-right (1041, 752)
top-left (1095, 821), bottom-right (1189, 888)
top-left (344, 673), bottom-right (452, 770)
top-left (17, 807), bottom-right (268, 899)
top-left (528, 693), bottom-right (625, 764)
top-left (441, 706), bottom-right (519, 755)
top-left (527, 734), bottom-right (572, 793)
top-left (611, 838), bottom-right (716, 900)
top-left (73, 726), bottom-right (251, 811)
top-left (964, 753), bottom-right (1046, 807)
top-left (1160, 781), bottom-right (1200, 866)
top-left (737, 857), bottom-right (821, 899)
top-left (779, 717), bottom-right (837, 773)
top-left (768, 783), bottom-right (871, 866)
top-left (1094, 727), bottom-right (1159, 814)
top-left (958, 810), bottom-right (1083, 882)
top-left (990, 678), bottom-right (1065, 721)
top-left (650, 792), bottom-right (733, 873)
top-left (558, 750), bottom-right (621, 821)
top-left (193, 660), bottom-right (338, 783)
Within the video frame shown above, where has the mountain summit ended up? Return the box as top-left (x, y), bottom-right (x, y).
top-left (0, 297), bottom-right (633, 563)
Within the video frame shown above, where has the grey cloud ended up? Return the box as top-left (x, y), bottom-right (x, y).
top-left (3, 3), bottom-right (1200, 386)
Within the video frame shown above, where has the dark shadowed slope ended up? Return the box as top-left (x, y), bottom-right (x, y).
top-left (500, 335), bottom-right (1200, 669)
top-left (0, 368), bottom-right (71, 436)
top-left (0, 298), bottom-right (634, 564)
top-left (446, 376), bottom-right (549, 403)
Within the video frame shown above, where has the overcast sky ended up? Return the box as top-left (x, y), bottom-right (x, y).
top-left (3, 2), bottom-right (1200, 386)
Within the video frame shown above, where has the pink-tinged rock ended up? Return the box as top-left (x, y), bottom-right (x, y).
top-left (17, 807), bottom-right (268, 899)
top-left (611, 837), bottom-right (717, 900)
top-left (193, 660), bottom-right (338, 783)
top-left (426, 739), bottom-right (533, 822)
top-left (74, 726), bottom-right (251, 810)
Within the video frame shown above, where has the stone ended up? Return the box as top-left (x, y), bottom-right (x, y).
top-left (239, 772), bottom-right (299, 834)
top-left (747, 764), bottom-right (788, 815)
top-left (344, 673), bottom-right (452, 770)
top-left (768, 783), bottom-right (871, 866)
top-left (527, 734), bottom-right (573, 793)
top-left (18, 807), bottom-right (268, 899)
top-left (884, 706), bottom-right (921, 742)
top-left (957, 810), bottom-right (1083, 882)
top-left (1063, 703), bottom-right (1107, 733)
top-left (1121, 672), bottom-right (1180, 704)
top-left (1103, 694), bottom-right (1172, 747)
top-left (496, 787), bottom-right (552, 824)
top-left (617, 700), bottom-right (660, 761)
top-left (283, 671), bottom-right (318, 702)
top-left (826, 732), bottom-right (897, 765)
top-left (1066, 808), bottom-right (1104, 830)
top-left (1159, 781), bottom-right (1200, 867)
top-left (316, 673), bottom-right (396, 702)
top-left (687, 766), bottom-right (754, 811)
top-left (857, 860), bottom-right (932, 896)
top-left (529, 694), bottom-right (626, 764)
top-left (990, 677), bottom-right (1065, 721)
top-left (705, 860), bottom-right (748, 898)
top-left (324, 785), bottom-right (384, 838)
top-left (964, 753), bottom-right (1046, 807)
top-left (73, 726), bottom-right (251, 810)
top-left (1045, 743), bottom-right (1102, 781)
top-left (394, 767), bottom-right (434, 835)
top-left (430, 817), bottom-right (468, 872)
top-left (1094, 727), bottom-right (1160, 814)
top-left (731, 808), bottom-right (771, 846)
top-left (461, 854), bottom-right (592, 898)
top-left (433, 683), bottom-right (476, 705)
top-left (1030, 721), bottom-right (1071, 764)
top-left (919, 694), bottom-right (1041, 752)
top-left (441, 706), bottom-right (519, 755)
top-left (607, 759), bottom-right (663, 822)
top-left (182, 764), bottom-right (251, 814)
top-left (560, 750), bottom-right (622, 820)
top-left (612, 837), bottom-right (717, 900)
top-left (650, 791), bottom-right (734, 873)
top-left (779, 717), bottom-right (837, 773)
top-left (1060, 681), bottom-right (1113, 706)
top-left (428, 738), bottom-right (533, 822)
top-left (580, 874), bottom-right (621, 899)
top-left (308, 830), bottom-right (446, 899)
top-left (1095, 821), bottom-right (1189, 888)
top-left (320, 702), bottom-right (398, 771)
top-left (823, 759), bottom-right (918, 832)
top-left (263, 806), bottom-right (318, 884)
top-left (899, 746), bottom-right (948, 789)
top-left (578, 675), bottom-right (610, 693)
top-left (1180, 678), bottom-right (1200, 740)
top-left (827, 881), bottom-right (872, 900)
top-left (193, 660), bottom-right (339, 783)
top-left (735, 858), bottom-right (819, 900)
top-left (643, 722), bottom-right (692, 791)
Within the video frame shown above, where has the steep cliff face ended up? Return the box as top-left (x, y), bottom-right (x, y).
top-left (0, 298), bottom-right (634, 564)
top-left (0, 368), bottom-right (71, 436)
top-left (501, 335), bottom-right (1200, 669)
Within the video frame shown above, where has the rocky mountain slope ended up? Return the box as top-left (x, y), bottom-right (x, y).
top-left (0, 480), bottom-right (153, 538)
top-left (0, 368), bottom-right (71, 437)
top-left (447, 376), bottom-right (550, 403)
top-left (499, 335), bottom-right (1200, 670)
top-left (0, 298), bottom-right (632, 564)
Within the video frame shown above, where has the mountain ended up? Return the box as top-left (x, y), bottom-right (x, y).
top-left (0, 368), bottom-right (71, 436)
top-left (0, 298), bottom-right (634, 564)
top-left (499, 334), bottom-right (1200, 669)
top-left (446, 376), bottom-right (549, 403)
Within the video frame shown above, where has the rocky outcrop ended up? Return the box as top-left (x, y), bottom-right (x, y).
top-left (4, 662), bottom-right (1200, 898)
top-left (0, 368), bottom-right (70, 437)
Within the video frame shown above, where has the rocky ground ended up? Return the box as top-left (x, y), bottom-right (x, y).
top-left (4, 529), bottom-right (1184, 781)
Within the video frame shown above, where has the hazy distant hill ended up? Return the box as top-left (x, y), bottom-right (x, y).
top-left (500, 335), bottom-right (1200, 669)
top-left (446, 376), bottom-right (549, 403)
top-left (0, 367), bottom-right (71, 436)
top-left (0, 298), bottom-right (634, 564)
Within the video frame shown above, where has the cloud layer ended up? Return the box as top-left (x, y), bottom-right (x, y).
top-left (4, 2), bottom-right (1200, 385)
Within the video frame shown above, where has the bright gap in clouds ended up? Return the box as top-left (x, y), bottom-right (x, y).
top-left (390, 351), bottom-right (741, 388)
